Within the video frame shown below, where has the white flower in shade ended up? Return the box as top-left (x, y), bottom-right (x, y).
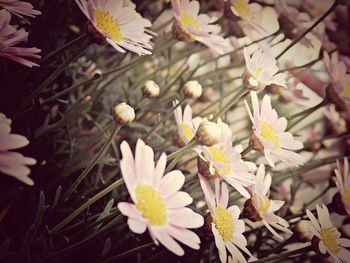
top-left (0, 113), bottom-right (36, 185)
top-left (199, 176), bottom-right (255, 263)
top-left (0, 10), bottom-right (41, 67)
top-left (117, 139), bottom-right (204, 256)
top-left (0, 0), bottom-right (41, 18)
top-left (171, 0), bottom-right (226, 54)
top-left (334, 158), bottom-right (350, 215)
top-left (75, 0), bottom-right (154, 55)
top-left (306, 204), bottom-right (350, 262)
top-left (246, 164), bottom-right (292, 240)
top-left (324, 51), bottom-right (350, 109)
top-left (199, 119), bottom-right (255, 198)
top-left (244, 91), bottom-right (304, 167)
top-left (242, 48), bottom-right (286, 91)
top-left (173, 101), bottom-right (203, 146)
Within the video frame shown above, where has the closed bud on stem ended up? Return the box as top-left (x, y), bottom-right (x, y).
top-left (293, 220), bottom-right (313, 242)
top-left (196, 121), bottom-right (222, 146)
top-left (142, 80), bottom-right (160, 98)
top-left (183, 81), bottom-right (202, 100)
top-left (113, 102), bottom-right (135, 125)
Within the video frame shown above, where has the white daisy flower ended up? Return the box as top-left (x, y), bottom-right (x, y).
top-left (117, 139), bottom-right (204, 256)
top-left (244, 91), bottom-right (304, 167)
top-left (306, 204), bottom-right (350, 262)
top-left (334, 158), bottom-right (350, 215)
top-left (242, 48), bottom-right (287, 91)
top-left (199, 175), bottom-right (255, 263)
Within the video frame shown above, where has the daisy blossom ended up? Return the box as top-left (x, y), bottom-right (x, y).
top-left (324, 51), bottom-right (350, 110)
top-left (0, 10), bottom-right (41, 67)
top-left (334, 158), bottom-right (350, 215)
top-left (244, 164), bottom-right (292, 240)
top-left (117, 139), bottom-right (204, 256)
top-left (0, 0), bottom-right (41, 18)
top-left (0, 113), bottom-right (36, 185)
top-left (171, 0), bottom-right (226, 54)
top-left (198, 119), bottom-right (255, 198)
top-left (75, 0), bottom-right (154, 55)
top-left (199, 175), bottom-right (255, 263)
top-left (244, 91), bottom-right (304, 167)
top-left (242, 48), bottom-right (287, 91)
top-left (306, 204), bottom-right (350, 262)
top-left (173, 101), bottom-right (203, 146)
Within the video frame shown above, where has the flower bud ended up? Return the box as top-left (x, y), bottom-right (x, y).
top-left (293, 220), bottom-right (313, 242)
top-left (183, 81), bottom-right (203, 100)
top-left (142, 80), bottom-right (160, 98)
top-left (113, 102), bottom-right (135, 125)
top-left (196, 121), bottom-right (222, 147)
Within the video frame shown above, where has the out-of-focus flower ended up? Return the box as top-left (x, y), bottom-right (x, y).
top-left (293, 220), bottom-right (313, 242)
top-left (333, 158), bottom-right (350, 215)
top-left (244, 91), bottom-right (304, 167)
top-left (243, 164), bottom-right (292, 240)
top-left (196, 120), bottom-right (222, 147)
top-left (171, 0), bottom-right (226, 54)
top-left (113, 102), bottom-right (135, 125)
top-left (75, 0), bottom-right (153, 55)
top-left (198, 119), bottom-right (255, 198)
top-left (0, 0), bottom-right (41, 18)
top-left (183, 80), bottom-right (202, 99)
top-left (199, 176), bottom-right (255, 263)
top-left (242, 48), bottom-right (286, 91)
top-left (307, 204), bottom-right (350, 262)
top-left (324, 104), bottom-right (347, 134)
top-left (0, 113), bottom-right (36, 185)
top-left (118, 139), bottom-right (204, 256)
top-left (0, 10), bottom-right (41, 67)
top-left (173, 102), bottom-right (202, 146)
top-left (143, 80), bottom-right (160, 98)
top-left (324, 51), bottom-right (350, 111)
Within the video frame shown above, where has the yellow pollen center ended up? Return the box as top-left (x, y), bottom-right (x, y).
top-left (340, 79), bottom-right (350, 97)
top-left (253, 67), bottom-right (263, 79)
top-left (260, 121), bottom-right (280, 148)
top-left (181, 123), bottom-right (195, 141)
top-left (94, 8), bottom-right (123, 42)
top-left (255, 195), bottom-right (271, 212)
top-left (135, 185), bottom-right (167, 226)
top-left (320, 227), bottom-right (340, 255)
top-left (233, 0), bottom-right (251, 18)
top-left (213, 206), bottom-right (234, 242)
top-left (180, 12), bottom-right (200, 31)
top-left (209, 146), bottom-right (232, 175)
top-left (343, 186), bottom-right (350, 206)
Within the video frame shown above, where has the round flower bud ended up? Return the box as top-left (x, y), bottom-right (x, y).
top-left (183, 81), bottom-right (203, 100)
top-left (113, 102), bottom-right (135, 125)
top-left (249, 132), bottom-right (264, 152)
top-left (293, 220), bottom-right (313, 242)
top-left (196, 121), bottom-right (222, 147)
top-left (142, 80), bottom-right (160, 98)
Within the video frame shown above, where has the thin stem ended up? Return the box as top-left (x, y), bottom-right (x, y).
top-left (288, 99), bottom-right (327, 121)
top-left (16, 37), bottom-right (91, 113)
top-left (144, 98), bottom-right (187, 140)
top-left (62, 123), bottom-right (121, 201)
top-left (303, 185), bottom-right (331, 209)
top-left (276, 1), bottom-right (337, 60)
top-left (51, 177), bottom-right (124, 233)
top-left (167, 138), bottom-right (198, 161)
top-left (241, 145), bottom-right (252, 157)
top-left (254, 245), bottom-right (311, 263)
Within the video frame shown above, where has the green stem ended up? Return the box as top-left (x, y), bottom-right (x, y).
top-left (51, 177), bottom-right (124, 233)
top-left (276, 1), bottom-right (337, 60)
top-left (254, 245), bottom-right (311, 263)
top-left (62, 123), bottom-right (121, 201)
top-left (167, 138), bottom-right (198, 161)
top-left (303, 185), bottom-right (331, 209)
top-left (144, 98), bottom-right (187, 140)
top-left (16, 37), bottom-right (91, 113)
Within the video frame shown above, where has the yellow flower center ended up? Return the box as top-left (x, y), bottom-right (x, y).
top-left (255, 195), bottom-right (271, 212)
top-left (253, 67), bottom-right (263, 79)
top-left (208, 146), bottom-right (232, 175)
top-left (340, 79), bottom-right (350, 97)
top-left (94, 8), bottom-right (123, 42)
top-left (343, 186), bottom-right (350, 206)
top-left (320, 227), bottom-right (340, 255)
top-left (213, 206), bottom-right (234, 242)
top-left (135, 185), bottom-right (167, 226)
top-left (181, 123), bottom-right (195, 141)
top-left (260, 121), bottom-right (280, 148)
top-left (232, 0), bottom-right (251, 18)
top-left (180, 12), bottom-right (200, 31)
